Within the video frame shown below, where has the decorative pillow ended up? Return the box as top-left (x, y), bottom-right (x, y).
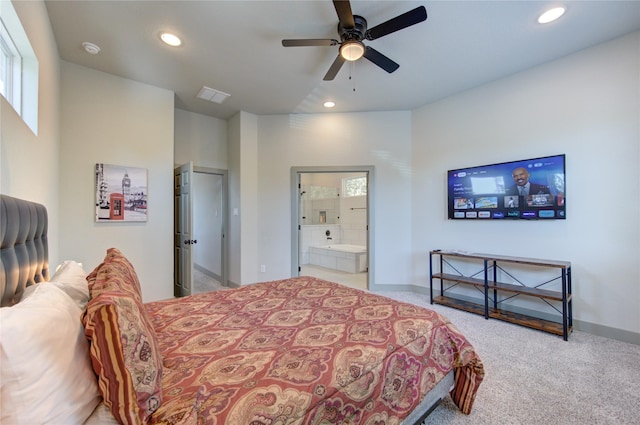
top-left (0, 283), bottom-right (101, 424)
top-left (87, 248), bottom-right (144, 303)
top-left (83, 290), bottom-right (163, 425)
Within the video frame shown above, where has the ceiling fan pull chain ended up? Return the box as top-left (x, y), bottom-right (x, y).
top-left (350, 61), bottom-right (357, 92)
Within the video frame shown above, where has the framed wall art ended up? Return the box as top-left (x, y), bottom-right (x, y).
top-left (95, 163), bottom-right (148, 222)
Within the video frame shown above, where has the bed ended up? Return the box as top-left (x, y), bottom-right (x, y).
top-left (0, 194), bottom-right (484, 424)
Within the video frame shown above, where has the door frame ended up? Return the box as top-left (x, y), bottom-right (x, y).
top-left (290, 166), bottom-right (375, 288)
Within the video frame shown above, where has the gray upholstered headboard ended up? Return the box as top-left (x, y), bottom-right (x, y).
top-left (0, 195), bottom-right (49, 307)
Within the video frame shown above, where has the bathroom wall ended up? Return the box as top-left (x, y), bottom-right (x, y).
top-left (299, 173), bottom-right (368, 248)
top-left (299, 224), bottom-right (341, 264)
top-left (300, 186), bottom-right (339, 225)
top-left (339, 195), bottom-right (367, 246)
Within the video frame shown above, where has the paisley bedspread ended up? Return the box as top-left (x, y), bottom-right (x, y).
top-left (144, 277), bottom-right (484, 424)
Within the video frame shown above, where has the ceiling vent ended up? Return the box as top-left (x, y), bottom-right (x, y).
top-left (196, 86), bottom-right (231, 104)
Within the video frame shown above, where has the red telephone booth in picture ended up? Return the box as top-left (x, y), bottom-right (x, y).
top-left (109, 193), bottom-right (125, 220)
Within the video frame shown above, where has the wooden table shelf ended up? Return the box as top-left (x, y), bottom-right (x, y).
top-left (430, 250), bottom-right (573, 340)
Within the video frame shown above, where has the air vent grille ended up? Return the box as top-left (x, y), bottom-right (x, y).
top-left (196, 86), bottom-right (230, 104)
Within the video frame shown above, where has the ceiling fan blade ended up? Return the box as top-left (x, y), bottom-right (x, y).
top-left (323, 54), bottom-right (346, 81)
top-left (365, 5), bottom-right (427, 40)
top-left (282, 39), bottom-right (339, 47)
top-left (333, 0), bottom-right (355, 28)
top-left (363, 46), bottom-right (399, 73)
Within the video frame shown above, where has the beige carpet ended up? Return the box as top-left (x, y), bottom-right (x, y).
top-left (192, 269), bottom-right (226, 294)
top-left (380, 291), bottom-right (640, 425)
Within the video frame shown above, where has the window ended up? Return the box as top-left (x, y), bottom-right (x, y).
top-left (0, 17), bottom-right (21, 110)
top-left (0, 0), bottom-right (38, 134)
top-left (342, 176), bottom-right (367, 197)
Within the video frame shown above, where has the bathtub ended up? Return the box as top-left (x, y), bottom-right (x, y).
top-left (309, 244), bottom-right (367, 273)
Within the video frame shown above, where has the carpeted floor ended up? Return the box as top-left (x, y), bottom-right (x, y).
top-left (192, 268), bottom-right (226, 293)
top-left (380, 291), bottom-right (640, 425)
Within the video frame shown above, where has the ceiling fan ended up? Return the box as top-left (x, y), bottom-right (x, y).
top-left (282, 0), bottom-right (427, 81)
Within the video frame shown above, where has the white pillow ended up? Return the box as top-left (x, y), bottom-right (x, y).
top-left (22, 260), bottom-right (90, 309)
top-left (83, 402), bottom-right (121, 425)
top-left (0, 283), bottom-right (101, 424)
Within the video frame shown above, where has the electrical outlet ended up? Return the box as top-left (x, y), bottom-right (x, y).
top-left (260, 264), bottom-right (266, 273)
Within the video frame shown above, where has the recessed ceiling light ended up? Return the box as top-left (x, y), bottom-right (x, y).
top-left (323, 101), bottom-right (336, 108)
top-left (82, 42), bottom-right (100, 55)
top-left (538, 7), bottom-right (565, 24)
top-left (160, 32), bottom-right (182, 47)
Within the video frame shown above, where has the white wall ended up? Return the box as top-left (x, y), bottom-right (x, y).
top-left (58, 62), bottom-right (175, 302)
top-left (256, 111), bottom-right (412, 286)
top-left (227, 111), bottom-right (259, 286)
top-left (174, 109), bottom-right (228, 282)
top-left (412, 32), bottom-right (640, 337)
top-left (1, 0), bottom-right (60, 266)
top-left (174, 108), bottom-right (227, 169)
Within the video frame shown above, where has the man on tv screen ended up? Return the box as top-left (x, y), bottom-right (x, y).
top-left (505, 167), bottom-right (550, 196)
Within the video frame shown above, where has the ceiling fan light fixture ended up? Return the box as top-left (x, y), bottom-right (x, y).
top-left (340, 41), bottom-right (365, 61)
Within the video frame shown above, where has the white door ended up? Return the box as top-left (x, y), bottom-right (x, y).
top-left (174, 162), bottom-right (194, 297)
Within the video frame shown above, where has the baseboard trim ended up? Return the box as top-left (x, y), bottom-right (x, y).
top-left (371, 283), bottom-right (425, 293)
top-left (193, 263), bottom-right (223, 283)
top-left (573, 320), bottom-right (640, 345)
top-left (373, 283), bottom-right (639, 346)
top-left (226, 279), bottom-right (241, 288)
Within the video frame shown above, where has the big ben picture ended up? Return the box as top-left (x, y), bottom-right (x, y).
top-left (95, 163), bottom-right (147, 222)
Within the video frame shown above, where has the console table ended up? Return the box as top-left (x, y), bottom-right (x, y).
top-left (429, 250), bottom-right (572, 340)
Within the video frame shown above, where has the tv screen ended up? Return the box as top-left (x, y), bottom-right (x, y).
top-left (447, 154), bottom-right (566, 220)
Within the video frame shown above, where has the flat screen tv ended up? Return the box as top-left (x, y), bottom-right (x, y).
top-left (447, 154), bottom-right (566, 220)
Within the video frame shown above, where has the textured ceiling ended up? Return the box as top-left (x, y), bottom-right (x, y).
top-left (45, 1), bottom-right (640, 119)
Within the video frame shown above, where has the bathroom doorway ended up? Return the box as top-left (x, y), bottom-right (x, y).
top-left (291, 166), bottom-right (374, 290)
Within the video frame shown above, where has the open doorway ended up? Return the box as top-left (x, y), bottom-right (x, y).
top-left (291, 166), bottom-right (373, 290)
top-left (191, 169), bottom-right (227, 293)
top-left (174, 163), bottom-right (228, 296)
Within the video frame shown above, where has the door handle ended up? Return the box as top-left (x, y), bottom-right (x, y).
top-left (183, 239), bottom-right (198, 245)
